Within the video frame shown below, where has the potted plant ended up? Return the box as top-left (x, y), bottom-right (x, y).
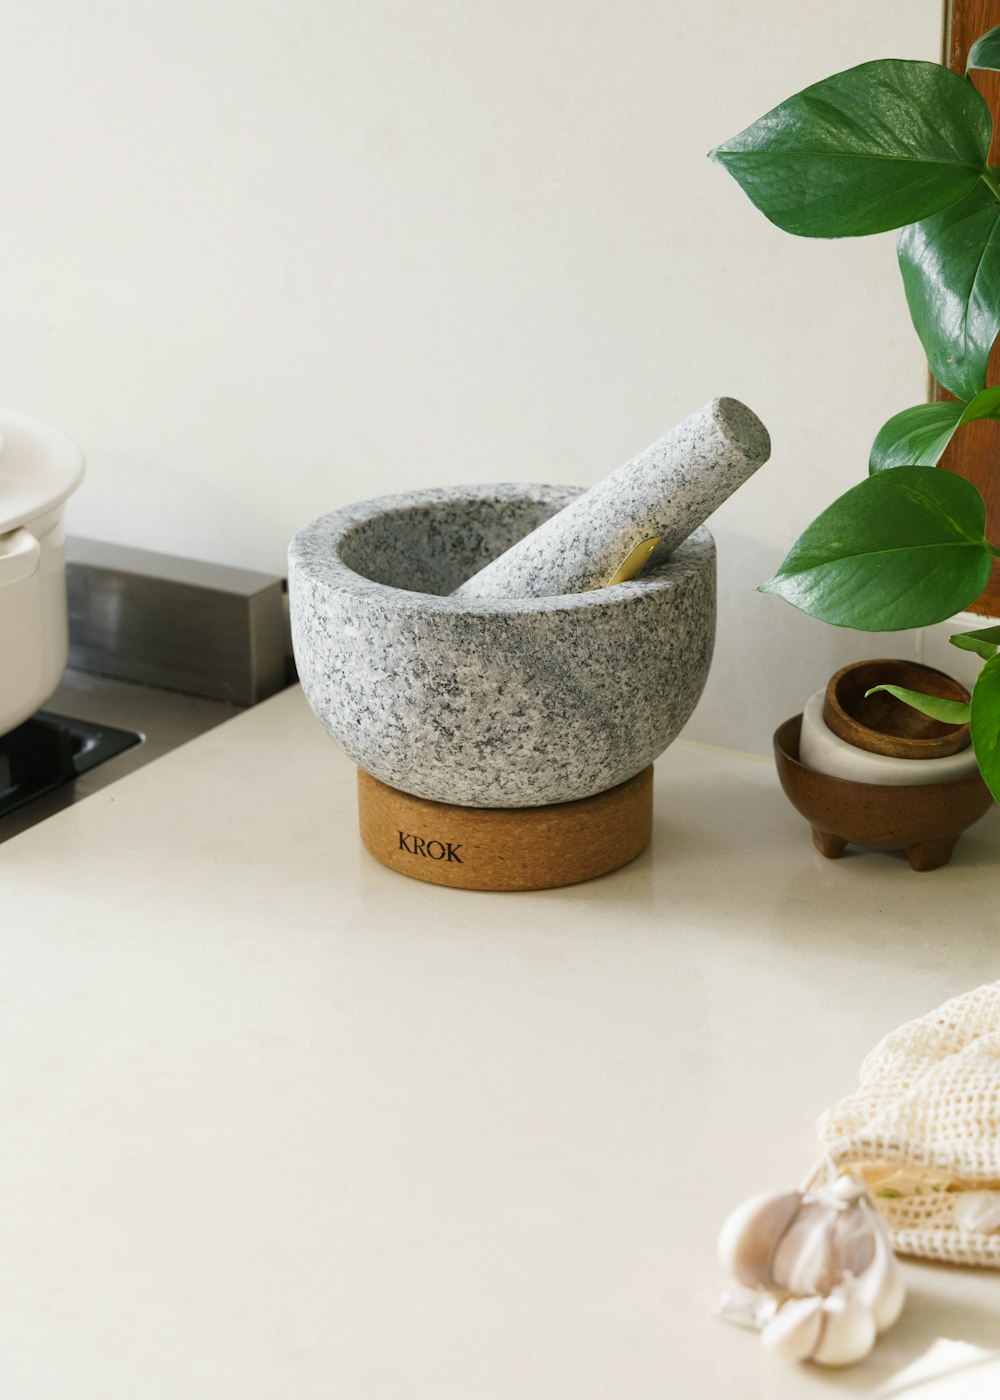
top-left (711, 23), bottom-right (1000, 802)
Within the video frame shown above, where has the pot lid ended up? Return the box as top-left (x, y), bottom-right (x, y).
top-left (0, 409), bottom-right (85, 536)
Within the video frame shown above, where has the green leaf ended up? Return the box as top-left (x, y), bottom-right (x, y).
top-left (951, 623), bottom-right (1000, 660)
top-left (869, 401), bottom-right (966, 471)
top-left (710, 60), bottom-right (992, 238)
top-left (869, 388), bottom-right (1000, 471)
top-left (959, 385), bottom-right (1000, 425)
top-left (759, 466), bottom-right (992, 629)
top-left (898, 182), bottom-right (1000, 400)
top-left (863, 684), bottom-right (971, 723)
top-left (971, 653), bottom-right (1000, 802)
top-left (968, 25), bottom-right (1000, 74)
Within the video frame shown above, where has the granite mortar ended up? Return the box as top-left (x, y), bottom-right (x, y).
top-left (289, 484), bottom-right (716, 807)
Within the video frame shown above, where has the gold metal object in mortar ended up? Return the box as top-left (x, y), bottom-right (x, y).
top-left (604, 535), bottom-right (663, 586)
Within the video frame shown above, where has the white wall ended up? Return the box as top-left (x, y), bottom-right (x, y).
top-left (0, 1), bottom-right (943, 752)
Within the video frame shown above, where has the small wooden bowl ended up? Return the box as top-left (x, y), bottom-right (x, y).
top-left (774, 715), bottom-right (993, 871)
top-left (823, 659), bottom-right (971, 760)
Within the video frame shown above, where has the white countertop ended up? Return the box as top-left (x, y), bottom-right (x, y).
top-left (3, 686), bottom-right (999, 1399)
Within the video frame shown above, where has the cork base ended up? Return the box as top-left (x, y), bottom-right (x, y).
top-left (357, 766), bottom-right (653, 891)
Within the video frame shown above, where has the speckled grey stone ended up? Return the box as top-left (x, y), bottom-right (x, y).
top-left (453, 398), bottom-right (768, 599)
top-left (288, 484), bottom-right (716, 808)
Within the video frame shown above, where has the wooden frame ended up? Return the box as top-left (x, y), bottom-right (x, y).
top-left (937, 1), bottom-right (1000, 615)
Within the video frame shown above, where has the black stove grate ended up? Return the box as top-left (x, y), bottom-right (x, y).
top-left (0, 713), bottom-right (143, 821)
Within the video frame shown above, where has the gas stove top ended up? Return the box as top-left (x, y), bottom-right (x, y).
top-left (0, 709), bottom-right (142, 821)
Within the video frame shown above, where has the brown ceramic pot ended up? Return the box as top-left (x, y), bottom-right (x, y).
top-left (823, 658), bottom-right (971, 760)
top-left (774, 715), bottom-right (993, 871)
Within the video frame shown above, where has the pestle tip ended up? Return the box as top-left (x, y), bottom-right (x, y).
top-left (711, 396), bottom-right (771, 465)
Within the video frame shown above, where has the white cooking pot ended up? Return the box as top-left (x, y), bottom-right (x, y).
top-left (0, 410), bottom-right (85, 736)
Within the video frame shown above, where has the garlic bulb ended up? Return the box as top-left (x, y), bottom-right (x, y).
top-left (762, 1289), bottom-right (877, 1368)
top-left (770, 1198), bottom-right (846, 1295)
top-left (953, 1190), bottom-right (1000, 1237)
top-left (759, 1295), bottom-right (824, 1362)
top-left (853, 1194), bottom-right (906, 1334)
top-left (716, 1173), bottom-right (905, 1368)
top-left (717, 1189), bottom-right (803, 1288)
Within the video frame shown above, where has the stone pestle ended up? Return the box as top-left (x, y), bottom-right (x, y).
top-left (451, 397), bottom-right (770, 599)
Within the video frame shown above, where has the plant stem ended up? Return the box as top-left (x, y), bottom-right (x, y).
top-left (981, 167), bottom-right (1000, 202)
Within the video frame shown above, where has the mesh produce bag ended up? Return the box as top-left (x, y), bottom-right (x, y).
top-left (806, 982), bottom-right (1000, 1267)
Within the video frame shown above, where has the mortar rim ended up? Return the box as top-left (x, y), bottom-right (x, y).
top-left (288, 482), bottom-right (715, 617)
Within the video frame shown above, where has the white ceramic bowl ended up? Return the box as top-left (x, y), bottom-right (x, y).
top-left (798, 688), bottom-right (979, 786)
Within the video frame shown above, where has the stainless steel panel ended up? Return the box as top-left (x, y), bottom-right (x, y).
top-left (66, 537), bottom-right (288, 705)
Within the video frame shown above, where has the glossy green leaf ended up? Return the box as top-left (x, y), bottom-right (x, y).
top-left (869, 401), bottom-right (966, 471)
top-left (898, 182), bottom-right (1000, 400)
top-left (869, 387), bottom-right (1000, 471)
top-left (967, 25), bottom-right (1000, 74)
top-left (971, 652), bottom-right (1000, 803)
top-left (950, 623), bottom-right (1000, 660)
top-left (710, 60), bottom-right (992, 237)
top-left (959, 385), bottom-right (1000, 425)
top-left (863, 684), bottom-right (970, 723)
top-left (759, 466), bottom-right (992, 629)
